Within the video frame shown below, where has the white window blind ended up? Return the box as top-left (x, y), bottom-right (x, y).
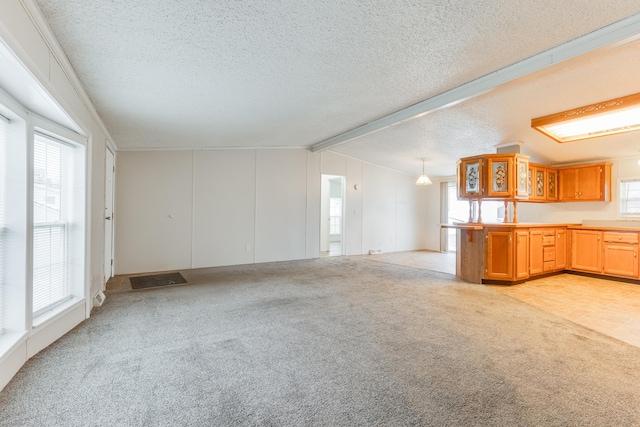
top-left (0, 114), bottom-right (8, 333)
top-left (33, 135), bottom-right (71, 316)
top-left (620, 179), bottom-right (640, 218)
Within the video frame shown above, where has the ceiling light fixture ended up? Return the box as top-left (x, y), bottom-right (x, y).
top-left (531, 92), bottom-right (640, 143)
top-left (415, 158), bottom-right (432, 185)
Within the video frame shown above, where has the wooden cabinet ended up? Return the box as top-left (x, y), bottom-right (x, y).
top-left (485, 230), bottom-right (513, 280)
top-left (515, 156), bottom-right (529, 198)
top-left (546, 169), bottom-right (558, 201)
top-left (527, 164), bottom-right (558, 202)
top-left (515, 231), bottom-right (529, 280)
top-left (529, 229), bottom-right (544, 275)
top-left (458, 156), bottom-right (483, 199)
top-left (486, 156), bottom-right (513, 198)
top-left (571, 230), bottom-right (602, 272)
top-left (532, 165), bottom-right (546, 201)
top-left (529, 228), bottom-right (565, 275)
top-left (555, 229), bottom-right (567, 270)
top-left (602, 232), bottom-right (639, 278)
top-left (570, 229), bottom-right (639, 279)
top-left (458, 153), bottom-right (529, 201)
top-left (559, 163), bottom-right (611, 202)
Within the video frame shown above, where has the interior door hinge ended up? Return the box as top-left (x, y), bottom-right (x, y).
top-left (111, 259), bottom-right (113, 265)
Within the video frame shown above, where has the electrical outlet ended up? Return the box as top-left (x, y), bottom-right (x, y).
top-left (245, 244), bottom-right (251, 251)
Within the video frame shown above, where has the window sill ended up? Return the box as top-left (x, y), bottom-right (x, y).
top-left (33, 297), bottom-right (85, 329)
top-left (0, 330), bottom-right (28, 364)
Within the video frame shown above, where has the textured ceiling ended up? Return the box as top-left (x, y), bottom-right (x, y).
top-left (34, 0), bottom-right (640, 177)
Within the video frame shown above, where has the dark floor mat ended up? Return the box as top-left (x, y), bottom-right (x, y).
top-left (130, 272), bottom-right (187, 290)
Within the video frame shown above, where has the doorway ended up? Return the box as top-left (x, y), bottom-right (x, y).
top-left (321, 175), bottom-right (345, 257)
top-left (104, 147), bottom-right (115, 285)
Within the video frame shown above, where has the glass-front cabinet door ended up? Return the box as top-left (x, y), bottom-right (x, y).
top-left (459, 157), bottom-right (483, 199)
top-left (486, 156), bottom-right (513, 198)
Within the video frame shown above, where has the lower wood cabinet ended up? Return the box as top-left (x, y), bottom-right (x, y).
top-left (602, 232), bottom-right (639, 278)
top-left (515, 231), bottom-right (529, 280)
top-left (479, 226), bottom-right (640, 283)
top-left (529, 228), bottom-right (566, 276)
top-left (571, 230), bottom-right (602, 272)
top-left (570, 230), bottom-right (640, 279)
top-left (556, 229), bottom-right (567, 270)
top-left (485, 230), bottom-right (513, 280)
top-left (530, 230), bottom-right (544, 275)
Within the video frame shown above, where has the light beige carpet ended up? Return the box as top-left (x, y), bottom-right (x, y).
top-left (2, 257), bottom-right (640, 426)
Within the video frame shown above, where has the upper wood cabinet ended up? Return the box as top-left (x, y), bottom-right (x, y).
top-left (457, 153), bottom-right (529, 200)
top-left (458, 156), bottom-right (483, 199)
top-left (531, 164), bottom-right (546, 201)
top-left (458, 156), bottom-right (611, 204)
top-left (527, 163), bottom-right (558, 203)
top-left (546, 168), bottom-right (558, 201)
top-left (558, 163), bottom-right (611, 202)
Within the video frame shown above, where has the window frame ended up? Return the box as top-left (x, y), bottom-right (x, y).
top-left (619, 178), bottom-right (640, 219)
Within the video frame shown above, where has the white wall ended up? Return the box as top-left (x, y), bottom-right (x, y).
top-left (115, 149), bottom-right (429, 274)
top-left (193, 150), bottom-right (256, 268)
top-left (115, 148), bottom-right (322, 274)
top-left (322, 151), bottom-right (431, 255)
top-left (115, 151), bottom-right (193, 274)
top-left (255, 149), bottom-right (309, 263)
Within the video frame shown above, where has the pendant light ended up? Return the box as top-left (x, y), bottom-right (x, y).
top-left (415, 158), bottom-right (432, 185)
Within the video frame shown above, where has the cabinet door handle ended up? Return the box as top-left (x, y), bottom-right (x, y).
top-left (508, 235), bottom-right (512, 244)
top-left (635, 252), bottom-right (637, 257)
top-left (517, 236), bottom-right (521, 244)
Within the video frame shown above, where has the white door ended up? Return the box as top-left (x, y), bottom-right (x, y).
top-left (104, 147), bottom-right (115, 284)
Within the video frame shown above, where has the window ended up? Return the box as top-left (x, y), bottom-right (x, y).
top-left (329, 198), bottom-right (342, 235)
top-left (620, 179), bottom-right (640, 218)
top-left (32, 134), bottom-right (74, 316)
top-left (0, 114), bottom-right (7, 333)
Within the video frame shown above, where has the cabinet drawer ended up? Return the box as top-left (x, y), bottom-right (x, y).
top-left (543, 261), bottom-right (556, 271)
top-left (603, 232), bottom-right (638, 244)
top-left (543, 247), bottom-right (555, 261)
top-left (542, 235), bottom-right (555, 246)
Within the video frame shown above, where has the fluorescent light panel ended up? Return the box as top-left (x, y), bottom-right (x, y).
top-left (531, 92), bottom-right (640, 143)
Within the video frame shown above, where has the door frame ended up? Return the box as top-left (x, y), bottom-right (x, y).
top-left (103, 146), bottom-right (115, 285)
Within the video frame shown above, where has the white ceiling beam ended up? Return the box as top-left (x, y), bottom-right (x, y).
top-left (310, 13), bottom-right (640, 153)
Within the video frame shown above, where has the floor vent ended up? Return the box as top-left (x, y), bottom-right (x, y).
top-left (130, 272), bottom-right (187, 290)
top-left (369, 249), bottom-right (383, 255)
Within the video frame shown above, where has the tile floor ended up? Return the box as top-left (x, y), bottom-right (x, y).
top-left (490, 274), bottom-right (640, 348)
top-left (368, 250), bottom-right (640, 348)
